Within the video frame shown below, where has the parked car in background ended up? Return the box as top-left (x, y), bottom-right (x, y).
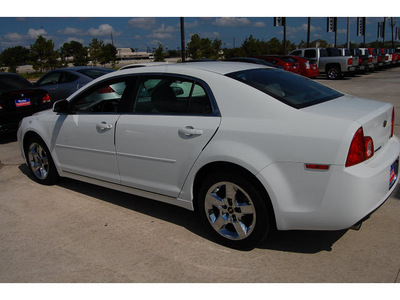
top-left (286, 56), bottom-right (319, 78)
top-left (289, 48), bottom-right (356, 80)
top-left (350, 48), bottom-right (369, 72)
top-left (18, 62), bottom-right (400, 249)
top-left (359, 48), bottom-right (376, 71)
top-left (224, 57), bottom-right (281, 69)
top-left (0, 73), bottom-right (51, 135)
top-left (34, 66), bottom-right (114, 101)
top-left (254, 55), bottom-right (301, 74)
top-left (388, 49), bottom-right (399, 65)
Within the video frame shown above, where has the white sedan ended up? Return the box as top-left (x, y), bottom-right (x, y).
top-left (17, 62), bottom-right (400, 249)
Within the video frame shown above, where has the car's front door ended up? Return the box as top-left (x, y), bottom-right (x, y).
top-left (54, 77), bottom-right (131, 183)
top-left (116, 75), bottom-right (221, 198)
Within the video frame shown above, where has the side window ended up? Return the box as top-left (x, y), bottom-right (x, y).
top-left (37, 72), bottom-right (61, 85)
top-left (133, 77), bottom-right (212, 115)
top-left (70, 78), bottom-right (128, 113)
top-left (291, 50), bottom-right (301, 56)
top-left (59, 72), bottom-right (79, 83)
top-left (304, 50), bottom-right (316, 58)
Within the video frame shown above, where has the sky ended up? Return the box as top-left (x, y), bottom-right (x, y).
top-left (0, 1), bottom-right (398, 52)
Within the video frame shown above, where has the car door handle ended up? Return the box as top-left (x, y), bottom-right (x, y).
top-left (179, 127), bottom-right (203, 136)
top-left (97, 122), bottom-right (113, 131)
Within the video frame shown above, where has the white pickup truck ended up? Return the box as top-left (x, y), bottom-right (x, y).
top-left (289, 47), bottom-right (357, 79)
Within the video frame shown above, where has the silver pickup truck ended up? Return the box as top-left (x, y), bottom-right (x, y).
top-left (289, 48), bottom-right (357, 79)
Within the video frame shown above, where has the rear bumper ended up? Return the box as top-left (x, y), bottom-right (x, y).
top-left (257, 136), bottom-right (400, 231)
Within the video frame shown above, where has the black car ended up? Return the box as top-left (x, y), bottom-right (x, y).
top-left (0, 73), bottom-right (51, 135)
top-left (224, 57), bottom-right (283, 69)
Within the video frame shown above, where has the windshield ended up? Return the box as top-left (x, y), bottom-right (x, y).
top-left (227, 68), bottom-right (343, 108)
top-left (77, 68), bottom-right (114, 79)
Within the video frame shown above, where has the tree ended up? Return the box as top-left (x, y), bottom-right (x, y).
top-left (241, 35), bottom-right (270, 56)
top-left (88, 38), bottom-right (104, 66)
top-left (154, 43), bottom-right (165, 62)
top-left (187, 34), bottom-right (222, 59)
top-left (223, 47), bottom-right (246, 59)
top-left (187, 34), bottom-right (202, 59)
top-left (99, 43), bottom-right (117, 67)
top-left (60, 41), bottom-right (88, 66)
top-left (29, 35), bottom-right (59, 72)
top-left (0, 46), bottom-right (30, 73)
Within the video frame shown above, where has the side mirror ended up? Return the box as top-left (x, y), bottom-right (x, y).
top-left (53, 99), bottom-right (69, 113)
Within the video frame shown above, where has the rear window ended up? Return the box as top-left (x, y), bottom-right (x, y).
top-left (0, 75), bottom-right (32, 91)
top-left (227, 68), bottom-right (343, 109)
top-left (77, 68), bottom-right (114, 79)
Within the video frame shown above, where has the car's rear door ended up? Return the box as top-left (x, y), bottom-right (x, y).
top-left (115, 75), bottom-right (221, 198)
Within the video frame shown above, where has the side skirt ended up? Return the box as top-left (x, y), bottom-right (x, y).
top-left (62, 171), bottom-right (194, 211)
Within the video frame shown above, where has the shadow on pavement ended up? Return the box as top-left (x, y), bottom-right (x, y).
top-left (0, 133), bottom-right (17, 144)
top-left (18, 163), bottom-right (346, 254)
top-left (260, 229), bottom-right (346, 253)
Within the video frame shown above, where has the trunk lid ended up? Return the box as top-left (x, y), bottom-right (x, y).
top-left (303, 95), bottom-right (394, 152)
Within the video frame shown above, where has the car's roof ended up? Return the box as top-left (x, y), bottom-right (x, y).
top-left (50, 66), bottom-right (113, 72)
top-left (117, 61), bottom-right (269, 76)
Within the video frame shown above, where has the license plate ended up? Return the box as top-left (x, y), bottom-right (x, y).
top-left (15, 98), bottom-right (31, 107)
top-left (389, 160), bottom-right (398, 189)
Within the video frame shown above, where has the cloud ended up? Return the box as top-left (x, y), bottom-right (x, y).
top-left (58, 27), bottom-right (85, 35)
top-left (213, 17), bottom-right (251, 27)
top-left (147, 32), bottom-right (174, 40)
top-left (128, 17), bottom-right (157, 29)
top-left (287, 23), bottom-right (322, 37)
top-left (253, 21), bottom-right (266, 28)
top-left (87, 24), bottom-right (118, 37)
top-left (147, 24), bottom-right (176, 39)
top-left (184, 20), bottom-right (199, 28)
top-left (4, 32), bottom-right (25, 41)
top-left (27, 28), bottom-right (47, 39)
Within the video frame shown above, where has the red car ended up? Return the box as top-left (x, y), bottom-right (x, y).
top-left (254, 56), bottom-right (301, 74)
top-left (287, 56), bottom-right (319, 78)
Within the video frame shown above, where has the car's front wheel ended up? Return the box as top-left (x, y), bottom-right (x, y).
top-left (25, 136), bottom-right (59, 185)
top-left (197, 172), bottom-right (270, 249)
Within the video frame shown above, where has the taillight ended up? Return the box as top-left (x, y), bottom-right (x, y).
top-left (359, 58), bottom-right (362, 65)
top-left (97, 86), bottom-right (115, 94)
top-left (345, 127), bottom-right (374, 167)
top-left (348, 58), bottom-right (353, 65)
top-left (391, 108), bottom-right (395, 138)
top-left (368, 57), bottom-right (372, 63)
top-left (284, 63), bottom-right (291, 70)
top-left (42, 93), bottom-right (51, 104)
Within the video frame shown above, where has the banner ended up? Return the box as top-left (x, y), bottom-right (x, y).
top-left (378, 22), bottom-right (384, 39)
top-left (274, 17), bottom-right (284, 27)
top-left (357, 17), bottom-right (366, 36)
top-left (327, 17), bottom-right (336, 33)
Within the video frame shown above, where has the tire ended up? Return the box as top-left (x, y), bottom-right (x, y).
top-left (197, 172), bottom-right (270, 249)
top-left (25, 136), bottom-right (59, 185)
top-left (326, 66), bottom-right (342, 80)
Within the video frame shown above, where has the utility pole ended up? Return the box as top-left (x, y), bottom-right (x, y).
top-left (347, 17), bottom-right (350, 48)
top-left (283, 17), bottom-right (287, 54)
top-left (180, 17), bottom-right (186, 62)
top-left (307, 17), bottom-right (311, 47)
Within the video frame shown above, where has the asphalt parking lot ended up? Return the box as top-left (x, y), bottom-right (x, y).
top-left (1, 67), bottom-right (400, 283)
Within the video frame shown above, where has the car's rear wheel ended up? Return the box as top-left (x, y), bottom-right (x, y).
top-left (197, 172), bottom-right (270, 249)
top-left (25, 137), bottom-right (59, 185)
top-left (326, 66), bottom-right (342, 80)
